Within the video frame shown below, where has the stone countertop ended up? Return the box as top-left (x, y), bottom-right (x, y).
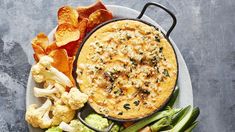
top-left (0, 0), bottom-right (234, 131)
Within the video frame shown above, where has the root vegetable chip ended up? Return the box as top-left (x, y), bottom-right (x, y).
top-left (60, 41), bottom-right (79, 57)
top-left (55, 23), bottom-right (80, 47)
top-left (32, 44), bottom-right (45, 56)
top-left (58, 6), bottom-right (79, 27)
top-left (33, 54), bottom-right (40, 62)
top-left (49, 49), bottom-right (70, 73)
top-left (67, 56), bottom-right (75, 85)
top-left (45, 42), bottom-right (58, 54)
top-left (78, 18), bottom-right (89, 39)
top-left (87, 9), bottom-right (113, 32)
top-left (77, 0), bottom-right (107, 18)
top-left (60, 18), bottom-right (88, 56)
top-left (31, 33), bottom-right (49, 61)
top-left (31, 32), bottom-right (49, 50)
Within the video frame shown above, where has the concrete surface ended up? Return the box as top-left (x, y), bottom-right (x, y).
top-left (0, 0), bottom-right (234, 131)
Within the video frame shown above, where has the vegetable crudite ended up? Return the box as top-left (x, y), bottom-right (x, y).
top-left (73, 3), bottom-right (178, 122)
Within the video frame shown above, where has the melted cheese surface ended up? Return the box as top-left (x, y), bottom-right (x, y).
top-left (76, 20), bottom-right (177, 119)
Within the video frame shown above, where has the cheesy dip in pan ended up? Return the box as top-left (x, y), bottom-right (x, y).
top-left (76, 20), bottom-right (177, 120)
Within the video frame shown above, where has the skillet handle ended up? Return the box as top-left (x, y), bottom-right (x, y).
top-left (137, 2), bottom-right (177, 38)
top-left (77, 107), bottom-right (115, 132)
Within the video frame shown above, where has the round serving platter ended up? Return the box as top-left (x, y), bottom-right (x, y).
top-left (26, 5), bottom-right (193, 132)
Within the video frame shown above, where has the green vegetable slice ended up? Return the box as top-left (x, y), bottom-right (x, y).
top-left (161, 106), bottom-right (193, 132)
top-left (121, 108), bottom-right (180, 132)
top-left (166, 86), bottom-right (179, 108)
top-left (171, 105), bottom-right (191, 126)
top-left (185, 121), bottom-right (198, 132)
top-left (181, 107), bottom-right (200, 131)
top-left (150, 117), bottom-right (171, 132)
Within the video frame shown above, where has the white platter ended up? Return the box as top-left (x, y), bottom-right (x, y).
top-left (26, 5), bottom-right (193, 132)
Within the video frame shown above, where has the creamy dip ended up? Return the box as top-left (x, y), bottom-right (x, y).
top-left (76, 20), bottom-right (177, 120)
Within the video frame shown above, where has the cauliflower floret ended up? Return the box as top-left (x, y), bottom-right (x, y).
top-left (59, 120), bottom-right (93, 132)
top-left (34, 83), bottom-right (65, 100)
top-left (51, 104), bottom-right (75, 125)
top-left (31, 56), bottom-right (73, 87)
top-left (25, 99), bottom-right (52, 129)
top-left (61, 87), bottom-right (88, 110)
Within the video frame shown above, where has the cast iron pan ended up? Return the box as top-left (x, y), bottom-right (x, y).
top-left (72, 2), bottom-right (178, 132)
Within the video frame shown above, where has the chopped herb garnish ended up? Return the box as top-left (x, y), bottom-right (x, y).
top-left (144, 82), bottom-right (150, 87)
top-left (114, 89), bottom-right (120, 94)
top-left (123, 103), bottom-right (131, 110)
top-left (142, 89), bottom-right (150, 95)
top-left (118, 112), bottom-right (123, 115)
top-left (163, 69), bottom-right (170, 77)
top-left (130, 58), bottom-right (137, 66)
top-left (159, 47), bottom-right (163, 53)
top-left (155, 36), bottom-right (160, 42)
top-left (156, 79), bottom-right (161, 83)
top-left (134, 100), bottom-right (140, 106)
top-left (114, 89), bottom-right (123, 96)
top-left (104, 72), bottom-right (115, 82)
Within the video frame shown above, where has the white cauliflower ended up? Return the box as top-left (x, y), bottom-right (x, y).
top-left (31, 56), bottom-right (73, 87)
top-left (25, 99), bottom-right (53, 129)
top-left (59, 120), bottom-right (93, 132)
top-left (34, 83), bottom-right (65, 101)
top-left (51, 104), bottom-right (76, 125)
top-left (61, 87), bottom-right (88, 110)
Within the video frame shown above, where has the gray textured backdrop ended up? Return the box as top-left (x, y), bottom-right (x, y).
top-left (0, 0), bottom-right (234, 132)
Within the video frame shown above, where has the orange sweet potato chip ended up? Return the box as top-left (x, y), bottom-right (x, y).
top-left (31, 33), bottom-right (49, 61)
top-left (55, 23), bottom-right (80, 47)
top-left (31, 32), bottom-right (49, 50)
top-left (67, 56), bottom-right (75, 85)
top-left (58, 6), bottom-right (79, 27)
top-left (33, 54), bottom-right (40, 62)
top-left (77, 0), bottom-right (107, 18)
top-left (87, 9), bottom-right (113, 32)
top-left (60, 18), bottom-right (88, 56)
top-left (45, 42), bottom-right (58, 54)
top-left (78, 18), bottom-right (89, 39)
top-left (49, 49), bottom-right (70, 73)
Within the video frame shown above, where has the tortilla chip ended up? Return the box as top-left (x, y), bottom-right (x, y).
top-left (58, 6), bottom-right (79, 27)
top-left (87, 9), bottom-right (113, 32)
top-left (60, 18), bottom-right (88, 56)
top-left (31, 32), bottom-right (49, 50)
top-left (49, 49), bottom-right (69, 73)
top-left (77, 0), bottom-right (107, 18)
top-left (55, 23), bottom-right (80, 47)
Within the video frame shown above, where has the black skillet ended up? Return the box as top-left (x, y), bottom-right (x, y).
top-left (72, 2), bottom-right (178, 132)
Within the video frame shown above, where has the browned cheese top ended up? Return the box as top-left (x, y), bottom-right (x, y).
top-left (76, 20), bottom-right (177, 120)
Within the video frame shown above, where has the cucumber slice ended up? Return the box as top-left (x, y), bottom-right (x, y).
top-left (185, 121), bottom-right (198, 132)
top-left (166, 86), bottom-right (179, 108)
top-left (150, 117), bottom-right (171, 132)
top-left (121, 108), bottom-right (180, 132)
top-left (171, 106), bottom-right (191, 126)
top-left (160, 106), bottom-right (193, 132)
top-left (181, 107), bottom-right (200, 131)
